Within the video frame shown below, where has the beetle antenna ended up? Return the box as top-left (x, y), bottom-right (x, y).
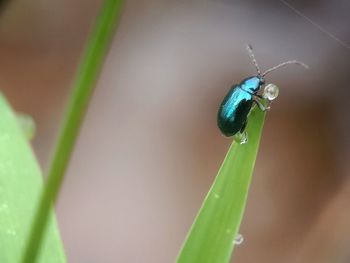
top-left (246, 44), bottom-right (262, 76)
top-left (262, 60), bottom-right (309, 77)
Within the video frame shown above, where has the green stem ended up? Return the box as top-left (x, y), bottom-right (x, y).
top-left (21, 1), bottom-right (123, 262)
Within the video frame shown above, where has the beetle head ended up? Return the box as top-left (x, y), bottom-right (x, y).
top-left (241, 76), bottom-right (263, 93)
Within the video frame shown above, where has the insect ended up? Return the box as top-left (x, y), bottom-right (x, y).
top-left (217, 45), bottom-right (308, 143)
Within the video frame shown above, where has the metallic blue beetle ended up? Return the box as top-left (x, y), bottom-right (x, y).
top-left (217, 45), bottom-right (308, 141)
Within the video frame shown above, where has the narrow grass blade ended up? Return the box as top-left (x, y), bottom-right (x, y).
top-left (177, 107), bottom-right (266, 263)
top-left (0, 94), bottom-right (65, 262)
top-left (22, 0), bottom-right (123, 262)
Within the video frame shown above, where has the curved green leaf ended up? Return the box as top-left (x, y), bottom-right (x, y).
top-left (0, 94), bottom-right (65, 262)
top-left (177, 107), bottom-right (266, 263)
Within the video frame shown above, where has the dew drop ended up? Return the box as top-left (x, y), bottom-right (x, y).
top-left (214, 193), bottom-right (220, 199)
top-left (6, 229), bottom-right (17, 236)
top-left (234, 131), bottom-right (248, 145)
top-left (233, 233), bottom-right (244, 245)
top-left (263, 84), bottom-right (279, 101)
top-left (16, 113), bottom-right (36, 140)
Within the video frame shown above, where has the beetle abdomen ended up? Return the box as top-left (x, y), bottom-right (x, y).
top-left (217, 85), bottom-right (253, 137)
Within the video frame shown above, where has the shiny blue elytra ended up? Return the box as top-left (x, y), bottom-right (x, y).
top-left (217, 45), bottom-right (308, 138)
top-left (217, 76), bottom-right (264, 137)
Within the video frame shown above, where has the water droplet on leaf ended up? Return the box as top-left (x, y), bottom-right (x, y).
top-left (234, 131), bottom-right (248, 145)
top-left (234, 233), bottom-right (244, 245)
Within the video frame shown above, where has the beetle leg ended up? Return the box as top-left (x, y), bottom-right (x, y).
top-left (240, 120), bottom-right (247, 133)
top-left (255, 94), bottom-right (272, 108)
top-left (253, 97), bottom-right (270, 112)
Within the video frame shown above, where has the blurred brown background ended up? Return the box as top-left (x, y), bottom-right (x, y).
top-left (0, 0), bottom-right (349, 262)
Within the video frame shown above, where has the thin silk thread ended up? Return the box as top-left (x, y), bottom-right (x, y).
top-left (279, 0), bottom-right (350, 50)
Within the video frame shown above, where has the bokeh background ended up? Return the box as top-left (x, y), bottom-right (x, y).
top-left (0, 0), bottom-right (349, 262)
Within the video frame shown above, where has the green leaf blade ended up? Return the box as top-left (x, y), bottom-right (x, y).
top-left (177, 107), bottom-right (266, 263)
top-left (21, 1), bottom-right (123, 262)
top-left (0, 94), bottom-right (65, 262)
